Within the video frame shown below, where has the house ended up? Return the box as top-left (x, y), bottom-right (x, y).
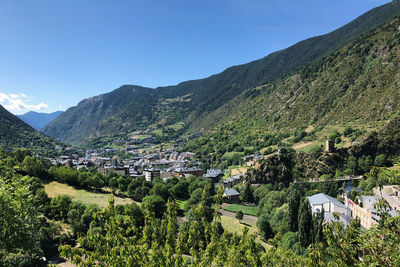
top-left (324, 212), bottom-right (352, 227)
top-left (143, 153), bottom-right (159, 163)
top-left (345, 195), bottom-right (380, 229)
top-left (111, 155), bottom-right (121, 167)
top-left (307, 193), bottom-right (350, 215)
top-left (374, 185), bottom-right (400, 211)
top-left (308, 193), bottom-right (352, 227)
top-left (172, 167), bottom-right (203, 177)
top-left (223, 178), bottom-right (234, 188)
top-left (98, 166), bottom-right (128, 176)
top-left (224, 188), bottom-right (241, 203)
top-left (143, 168), bottom-right (161, 182)
top-left (149, 159), bottom-right (171, 170)
top-left (345, 195), bottom-right (398, 229)
top-left (180, 152), bottom-right (195, 160)
top-left (242, 153), bottom-right (263, 167)
top-left (232, 174), bottom-right (244, 185)
top-left (203, 169), bottom-right (224, 182)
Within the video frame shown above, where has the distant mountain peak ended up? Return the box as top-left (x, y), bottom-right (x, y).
top-left (17, 111), bottom-right (63, 131)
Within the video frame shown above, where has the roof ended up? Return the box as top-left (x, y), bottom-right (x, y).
top-left (324, 212), bottom-right (352, 227)
top-left (307, 193), bottom-right (347, 209)
top-left (359, 195), bottom-right (381, 213)
top-left (232, 174), bottom-right (243, 180)
top-left (204, 169), bottom-right (224, 178)
top-left (224, 178), bottom-right (233, 183)
top-left (388, 209), bottom-right (399, 218)
top-left (224, 188), bottom-right (240, 196)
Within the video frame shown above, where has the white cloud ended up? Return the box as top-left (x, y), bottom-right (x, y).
top-left (0, 92), bottom-right (48, 112)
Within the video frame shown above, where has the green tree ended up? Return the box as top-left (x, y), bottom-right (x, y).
top-left (150, 182), bottom-right (171, 201)
top-left (0, 175), bottom-right (47, 265)
top-left (257, 215), bottom-right (273, 240)
top-left (375, 154), bottom-right (388, 167)
top-left (235, 210), bottom-right (244, 220)
top-left (298, 199), bottom-right (313, 247)
top-left (288, 189), bottom-right (300, 232)
top-left (343, 126), bottom-right (354, 137)
top-left (142, 194), bottom-right (166, 219)
top-left (241, 182), bottom-right (254, 203)
top-left (50, 195), bottom-right (72, 220)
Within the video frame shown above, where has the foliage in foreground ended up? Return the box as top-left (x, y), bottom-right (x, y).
top-left (60, 193), bottom-right (400, 266)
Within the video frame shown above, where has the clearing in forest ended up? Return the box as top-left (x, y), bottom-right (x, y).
top-left (44, 181), bottom-right (135, 208)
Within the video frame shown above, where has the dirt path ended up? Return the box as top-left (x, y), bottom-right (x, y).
top-left (292, 142), bottom-right (312, 150)
top-left (48, 255), bottom-right (76, 267)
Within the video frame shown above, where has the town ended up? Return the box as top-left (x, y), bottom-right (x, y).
top-left (48, 138), bottom-right (400, 231)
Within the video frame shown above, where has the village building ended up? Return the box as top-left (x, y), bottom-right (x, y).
top-left (344, 195), bottom-right (384, 229)
top-left (111, 155), bottom-right (121, 167)
top-left (172, 167), bottom-right (203, 177)
top-left (143, 153), bottom-right (159, 163)
top-left (223, 174), bottom-right (244, 188)
top-left (143, 168), bottom-right (161, 182)
top-left (308, 193), bottom-right (350, 215)
top-left (223, 188), bottom-right (241, 203)
top-left (203, 169), bottom-right (224, 182)
top-left (98, 166), bottom-right (128, 176)
top-left (308, 193), bottom-right (352, 227)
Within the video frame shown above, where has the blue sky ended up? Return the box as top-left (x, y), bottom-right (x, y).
top-left (0, 0), bottom-right (391, 114)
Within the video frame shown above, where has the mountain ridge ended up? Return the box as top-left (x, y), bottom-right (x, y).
top-left (42, 1), bottom-right (400, 144)
top-left (0, 105), bottom-right (58, 152)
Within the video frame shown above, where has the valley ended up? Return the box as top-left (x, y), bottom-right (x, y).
top-left (1, 1), bottom-right (400, 266)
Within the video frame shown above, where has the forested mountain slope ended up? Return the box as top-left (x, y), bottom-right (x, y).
top-left (198, 17), bottom-right (400, 132)
top-left (42, 0), bottom-right (400, 144)
top-left (184, 17), bottom-right (400, 169)
top-left (0, 105), bottom-right (57, 151)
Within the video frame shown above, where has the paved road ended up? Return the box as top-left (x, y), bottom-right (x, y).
top-left (219, 203), bottom-right (258, 225)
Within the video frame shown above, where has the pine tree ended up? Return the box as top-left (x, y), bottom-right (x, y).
top-left (241, 182), bottom-right (254, 203)
top-left (313, 207), bottom-right (324, 244)
top-left (288, 189), bottom-right (300, 232)
top-left (298, 198), bottom-right (313, 247)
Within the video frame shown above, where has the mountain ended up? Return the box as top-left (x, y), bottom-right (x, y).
top-left (0, 105), bottom-right (58, 152)
top-left (17, 111), bottom-right (63, 131)
top-left (184, 16), bottom-right (400, 169)
top-left (42, 1), bottom-right (400, 144)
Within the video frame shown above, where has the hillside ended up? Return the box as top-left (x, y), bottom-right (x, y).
top-left (17, 110), bottom-right (63, 131)
top-left (0, 105), bottom-right (58, 152)
top-left (184, 16), bottom-right (400, 168)
top-left (42, 0), bottom-right (400, 144)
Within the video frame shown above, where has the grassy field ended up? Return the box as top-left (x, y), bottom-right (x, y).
top-left (219, 216), bottom-right (269, 248)
top-left (223, 204), bottom-right (259, 216)
top-left (44, 181), bottom-right (135, 208)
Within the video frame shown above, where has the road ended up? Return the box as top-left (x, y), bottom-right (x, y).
top-left (219, 203), bottom-right (258, 225)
